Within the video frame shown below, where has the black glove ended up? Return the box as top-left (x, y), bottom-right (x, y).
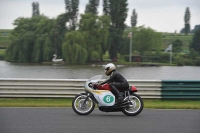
top-left (93, 83), bottom-right (99, 90)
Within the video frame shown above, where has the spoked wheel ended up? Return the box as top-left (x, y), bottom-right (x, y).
top-left (72, 94), bottom-right (95, 115)
top-left (122, 93), bottom-right (143, 116)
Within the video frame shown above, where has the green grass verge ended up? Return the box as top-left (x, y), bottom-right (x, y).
top-left (144, 99), bottom-right (200, 109)
top-left (0, 98), bottom-right (72, 107)
top-left (0, 98), bottom-right (200, 109)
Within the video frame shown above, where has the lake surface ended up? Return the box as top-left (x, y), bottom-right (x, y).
top-left (1, 61), bottom-right (200, 80)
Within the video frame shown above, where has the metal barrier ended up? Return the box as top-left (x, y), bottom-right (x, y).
top-left (0, 78), bottom-right (161, 99)
top-left (128, 80), bottom-right (161, 99)
top-left (162, 80), bottom-right (200, 99)
top-left (2, 79), bottom-right (199, 99)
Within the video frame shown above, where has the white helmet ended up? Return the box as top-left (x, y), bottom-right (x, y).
top-left (104, 63), bottom-right (116, 76)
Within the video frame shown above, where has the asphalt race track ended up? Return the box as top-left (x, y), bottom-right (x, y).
top-left (0, 108), bottom-right (199, 133)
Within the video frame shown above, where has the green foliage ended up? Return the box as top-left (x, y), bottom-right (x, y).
top-left (0, 30), bottom-right (11, 48)
top-left (175, 57), bottom-right (183, 66)
top-left (5, 1), bottom-right (197, 65)
top-left (0, 49), bottom-right (5, 60)
top-left (162, 33), bottom-right (192, 52)
top-left (103, 0), bottom-right (128, 60)
top-left (188, 48), bottom-right (198, 60)
top-left (118, 34), bottom-right (129, 55)
top-left (172, 53), bottom-right (195, 66)
top-left (79, 13), bottom-right (110, 61)
top-left (6, 16), bottom-right (57, 63)
top-left (5, 1), bottom-right (110, 63)
top-left (195, 57), bottom-right (200, 66)
top-left (191, 25), bottom-right (200, 33)
top-left (32, 2), bottom-right (40, 17)
top-left (65, 0), bottom-right (79, 30)
top-left (184, 59), bottom-right (194, 65)
top-left (184, 7), bottom-right (191, 35)
top-left (188, 47), bottom-right (200, 66)
top-left (108, 0), bottom-right (128, 29)
top-left (190, 29), bottom-right (200, 53)
top-left (131, 9), bottom-right (137, 27)
top-left (62, 31), bottom-right (87, 63)
top-left (172, 39), bottom-right (183, 53)
top-left (103, 0), bottom-right (109, 15)
top-left (159, 53), bottom-right (170, 63)
top-left (124, 27), bottom-right (162, 55)
top-left (55, 13), bottom-right (70, 57)
top-left (85, 0), bottom-right (99, 14)
top-left (43, 37), bottom-right (54, 61)
top-left (185, 24), bottom-right (190, 35)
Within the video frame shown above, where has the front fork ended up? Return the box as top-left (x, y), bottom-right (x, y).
top-left (82, 93), bottom-right (90, 105)
top-left (78, 92), bottom-right (97, 106)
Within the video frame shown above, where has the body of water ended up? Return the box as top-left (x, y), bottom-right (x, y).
top-left (1, 61), bottom-right (200, 80)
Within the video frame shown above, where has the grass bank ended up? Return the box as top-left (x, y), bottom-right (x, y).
top-left (0, 98), bottom-right (200, 109)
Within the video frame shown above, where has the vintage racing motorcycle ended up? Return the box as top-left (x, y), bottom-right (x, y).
top-left (72, 75), bottom-right (143, 116)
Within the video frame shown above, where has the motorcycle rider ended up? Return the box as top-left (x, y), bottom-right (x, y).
top-left (99, 63), bottom-right (129, 102)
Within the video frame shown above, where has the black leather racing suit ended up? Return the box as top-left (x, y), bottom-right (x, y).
top-left (100, 70), bottom-right (129, 99)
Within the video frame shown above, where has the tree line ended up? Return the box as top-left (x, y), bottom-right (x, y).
top-left (6, 0), bottom-right (200, 64)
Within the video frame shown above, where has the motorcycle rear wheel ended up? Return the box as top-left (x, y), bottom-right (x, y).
top-left (72, 94), bottom-right (95, 115)
top-left (122, 93), bottom-right (143, 116)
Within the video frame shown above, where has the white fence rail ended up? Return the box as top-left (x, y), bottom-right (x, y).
top-left (0, 78), bottom-right (162, 99)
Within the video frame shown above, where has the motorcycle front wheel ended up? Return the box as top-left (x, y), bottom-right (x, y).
top-left (72, 94), bottom-right (95, 115)
top-left (122, 93), bottom-right (143, 116)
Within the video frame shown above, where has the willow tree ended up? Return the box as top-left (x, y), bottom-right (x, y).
top-left (33, 17), bottom-right (56, 62)
top-left (62, 31), bottom-right (87, 63)
top-left (79, 13), bottom-right (110, 61)
top-left (43, 36), bottom-right (54, 61)
top-left (6, 15), bottom-right (57, 63)
top-left (6, 17), bottom-right (42, 62)
top-left (55, 13), bottom-right (70, 57)
top-left (33, 34), bottom-right (46, 62)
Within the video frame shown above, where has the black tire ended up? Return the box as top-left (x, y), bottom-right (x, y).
top-left (122, 93), bottom-right (143, 116)
top-left (72, 94), bottom-right (95, 115)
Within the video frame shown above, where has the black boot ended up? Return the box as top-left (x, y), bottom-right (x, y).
top-left (110, 85), bottom-right (123, 102)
